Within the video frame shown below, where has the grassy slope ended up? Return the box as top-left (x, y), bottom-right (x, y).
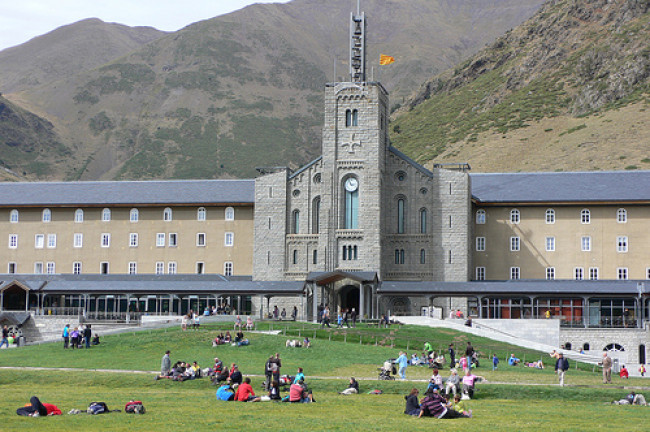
top-left (1, 323), bottom-right (648, 431)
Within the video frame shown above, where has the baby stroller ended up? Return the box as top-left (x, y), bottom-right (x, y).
top-left (378, 359), bottom-right (396, 380)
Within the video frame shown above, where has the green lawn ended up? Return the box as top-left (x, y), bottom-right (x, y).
top-left (1, 324), bottom-right (648, 431)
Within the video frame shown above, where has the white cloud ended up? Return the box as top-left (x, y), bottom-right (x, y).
top-left (0, 0), bottom-right (290, 51)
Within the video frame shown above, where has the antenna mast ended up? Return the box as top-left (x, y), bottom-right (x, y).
top-left (349, 3), bottom-right (366, 82)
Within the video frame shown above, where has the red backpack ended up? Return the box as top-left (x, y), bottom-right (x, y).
top-left (125, 401), bottom-right (145, 414)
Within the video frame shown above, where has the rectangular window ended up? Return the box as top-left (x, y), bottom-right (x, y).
top-left (225, 232), bottom-right (234, 247)
top-left (101, 233), bottom-right (110, 248)
top-left (574, 267), bottom-right (584, 280)
top-left (617, 267), bottom-right (628, 280)
top-left (545, 237), bottom-right (555, 252)
top-left (475, 237), bottom-right (485, 252)
top-left (47, 234), bottom-right (57, 248)
top-left (155, 262), bottom-right (164, 275)
top-left (46, 262), bottom-right (55, 274)
top-left (128, 262), bottom-right (137, 274)
top-left (617, 236), bottom-right (628, 253)
top-left (35, 234), bottom-right (44, 249)
top-left (510, 236), bottom-right (520, 252)
top-left (168, 233), bottom-right (178, 247)
top-left (73, 233), bottom-right (83, 248)
top-left (313, 250), bottom-right (318, 265)
top-left (73, 262), bottom-right (82, 275)
top-left (510, 267), bottom-right (520, 280)
top-left (647, 268), bottom-right (650, 280)
top-left (129, 233), bottom-right (138, 247)
top-left (197, 233), bottom-right (206, 247)
top-left (589, 267), bottom-right (599, 280)
top-left (8, 234), bottom-right (18, 248)
top-left (8, 262), bottom-right (17, 274)
top-left (475, 267), bottom-right (485, 281)
top-left (156, 233), bottom-right (165, 247)
top-left (168, 262), bottom-right (177, 274)
top-left (196, 262), bottom-right (205, 274)
top-left (546, 267), bottom-right (555, 280)
top-left (581, 236), bottom-right (591, 252)
top-left (224, 262), bottom-right (233, 276)
top-left (100, 262), bottom-right (109, 274)
top-left (34, 262), bottom-right (43, 274)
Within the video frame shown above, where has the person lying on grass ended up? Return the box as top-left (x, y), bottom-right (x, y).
top-left (418, 388), bottom-right (471, 419)
top-left (16, 396), bottom-right (62, 417)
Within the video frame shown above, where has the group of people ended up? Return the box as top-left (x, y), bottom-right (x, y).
top-left (1, 325), bottom-right (19, 348)
top-left (269, 305), bottom-right (298, 321)
top-left (233, 315), bottom-right (254, 331)
top-left (155, 350), bottom-right (206, 382)
top-left (181, 310), bottom-right (201, 330)
top-left (216, 376), bottom-right (315, 403)
top-left (61, 323), bottom-right (99, 349)
top-left (405, 387), bottom-right (472, 419)
top-left (212, 330), bottom-right (249, 347)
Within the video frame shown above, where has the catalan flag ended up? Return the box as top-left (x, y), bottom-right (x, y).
top-left (379, 54), bottom-right (395, 65)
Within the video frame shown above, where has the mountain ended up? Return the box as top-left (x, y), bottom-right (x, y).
top-left (0, 18), bottom-right (166, 94)
top-left (391, 0), bottom-right (650, 173)
top-left (0, 0), bottom-right (543, 180)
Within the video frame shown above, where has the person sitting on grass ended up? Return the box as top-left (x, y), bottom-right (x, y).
top-left (619, 365), bottom-right (629, 379)
top-left (16, 396), bottom-right (62, 417)
top-left (268, 380), bottom-right (282, 401)
top-left (612, 392), bottom-right (647, 406)
top-left (224, 331), bottom-right (232, 343)
top-left (404, 388), bottom-right (420, 416)
top-left (293, 367), bottom-right (305, 384)
top-left (228, 364), bottom-right (243, 385)
top-left (212, 365), bottom-right (230, 384)
top-left (451, 393), bottom-right (471, 416)
top-left (418, 388), bottom-right (471, 419)
top-left (216, 383), bottom-right (235, 401)
top-left (524, 360), bottom-right (544, 369)
top-left (339, 377), bottom-right (359, 395)
top-left (289, 379), bottom-right (314, 403)
top-left (428, 368), bottom-right (443, 391)
top-left (235, 377), bottom-right (261, 402)
top-left (461, 370), bottom-right (485, 399)
top-left (92, 334), bottom-right (100, 345)
top-left (508, 354), bottom-right (521, 366)
top-left (445, 369), bottom-right (460, 397)
top-left (303, 337), bottom-right (311, 348)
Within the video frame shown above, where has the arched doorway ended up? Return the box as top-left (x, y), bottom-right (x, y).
top-left (339, 285), bottom-right (360, 313)
top-left (1, 285), bottom-right (28, 311)
top-left (388, 296), bottom-right (411, 316)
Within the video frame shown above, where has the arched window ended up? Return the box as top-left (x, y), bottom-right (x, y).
top-left (312, 197), bottom-right (321, 234)
top-left (225, 207), bottom-right (235, 221)
top-left (130, 208), bottom-right (139, 222)
top-left (420, 249), bottom-right (426, 264)
top-left (292, 210), bottom-right (300, 234)
top-left (163, 207), bottom-right (173, 222)
top-left (581, 209), bottom-right (590, 224)
top-left (102, 208), bottom-right (111, 222)
top-left (42, 208), bottom-right (51, 223)
top-left (545, 208), bottom-right (555, 224)
top-left (74, 209), bottom-right (84, 223)
top-left (197, 207), bottom-right (206, 221)
top-left (345, 109), bottom-right (352, 127)
top-left (510, 209), bottom-right (520, 224)
top-left (344, 177), bottom-right (359, 229)
top-left (9, 209), bottom-right (19, 223)
top-left (617, 208), bottom-right (627, 223)
top-left (476, 209), bottom-right (486, 224)
top-left (351, 109), bottom-right (358, 126)
top-left (397, 198), bottom-right (405, 233)
top-left (419, 208), bottom-right (427, 234)
top-left (394, 249), bottom-right (405, 264)
top-left (292, 250), bottom-right (298, 265)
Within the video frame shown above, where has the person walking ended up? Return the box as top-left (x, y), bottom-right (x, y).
top-left (0, 325), bottom-right (9, 348)
top-left (555, 353), bottom-right (570, 386)
top-left (161, 350), bottom-right (171, 377)
top-left (396, 351), bottom-right (409, 380)
top-left (83, 324), bottom-right (92, 349)
top-left (492, 354), bottom-right (499, 371)
top-left (448, 344), bottom-right (456, 367)
top-left (600, 352), bottom-right (613, 384)
top-left (350, 308), bottom-right (357, 327)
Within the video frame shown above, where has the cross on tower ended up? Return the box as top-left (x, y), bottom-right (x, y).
top-left (341, 134), bottom-right (362, 154)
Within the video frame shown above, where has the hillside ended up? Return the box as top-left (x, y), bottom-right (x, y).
top-left (1, 0), bottom-right (543, 180)
top-left (0, 18), bottom-right (166, 94)
top-left (391, 0), bottom-right (650, 172)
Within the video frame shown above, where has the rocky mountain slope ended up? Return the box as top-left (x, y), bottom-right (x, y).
top-left (391, 0), bottom-right (650, 172)
top-left (1, 0), bottom-right (543, 180)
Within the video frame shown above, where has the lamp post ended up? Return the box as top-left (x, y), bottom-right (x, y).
top-left (637, 282), bottom-right (646, 328)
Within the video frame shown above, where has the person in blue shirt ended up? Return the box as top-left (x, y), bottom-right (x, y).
top-left (508, 354), bottom-right (521, 366)
top-left (293, 367), bottom-right (305, 383)
top-left (396, 351), bottom-right (409, 380)
top-left (216, 384), bottom-right (235, 401)
top-left (492, 354), bottom-right (499, 371)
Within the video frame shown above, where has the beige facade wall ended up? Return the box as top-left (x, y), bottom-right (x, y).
top-left (472, 203), bottom-right (650, 281)
top-left (0, 205), bottom-right (253, 275)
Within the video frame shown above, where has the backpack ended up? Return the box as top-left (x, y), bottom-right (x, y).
top-left (125, 401), bottom-right (145, 414)
top-left (87, 402), bottom-right (108, 415)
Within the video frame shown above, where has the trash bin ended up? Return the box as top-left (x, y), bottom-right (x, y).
top-left (613, 358), bottom-right (620, 373)
top-left (17, 336), bottom-right (25, 347)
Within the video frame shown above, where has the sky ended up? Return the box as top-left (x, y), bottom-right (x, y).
top-left (0, 0), bottom-right (291, 51)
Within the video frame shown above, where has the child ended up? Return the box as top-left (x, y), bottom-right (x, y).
top-left (337, 313), bottom-right (343, 328)
top-left (492, 354), bottom-right (499, 371)
top-left (639, 364), bottom-right (646, 377)
top-left (451, 393), bottom-right (470, 416)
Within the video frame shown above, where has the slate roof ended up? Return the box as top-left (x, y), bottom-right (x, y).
top-left (379, 280), bottom-right (647, 296)
top-left (388, 146), bottom-right (434, 177)
top-left (0, 179), bottom-right (255, 207)
top-left (470, 171), bottom-right (650, 204)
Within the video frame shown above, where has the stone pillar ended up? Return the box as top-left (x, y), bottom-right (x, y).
top-left (312, 283), bottom-right (319, 322)
top-left (359, 284), bottom-right (365, 321)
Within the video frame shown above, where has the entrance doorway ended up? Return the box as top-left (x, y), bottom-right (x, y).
top-left (2, 285), bottom-right (27, 311)
top-left (339, 285), bottom-right (359, 313)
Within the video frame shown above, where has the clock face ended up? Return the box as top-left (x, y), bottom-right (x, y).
top-left (345, 177), bottom-right (358, 192)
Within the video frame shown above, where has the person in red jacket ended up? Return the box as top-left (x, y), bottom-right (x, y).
top-left (16, 396), bottom-right (62, 416)
top-left (234, 377), bottom-right (260, 402)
